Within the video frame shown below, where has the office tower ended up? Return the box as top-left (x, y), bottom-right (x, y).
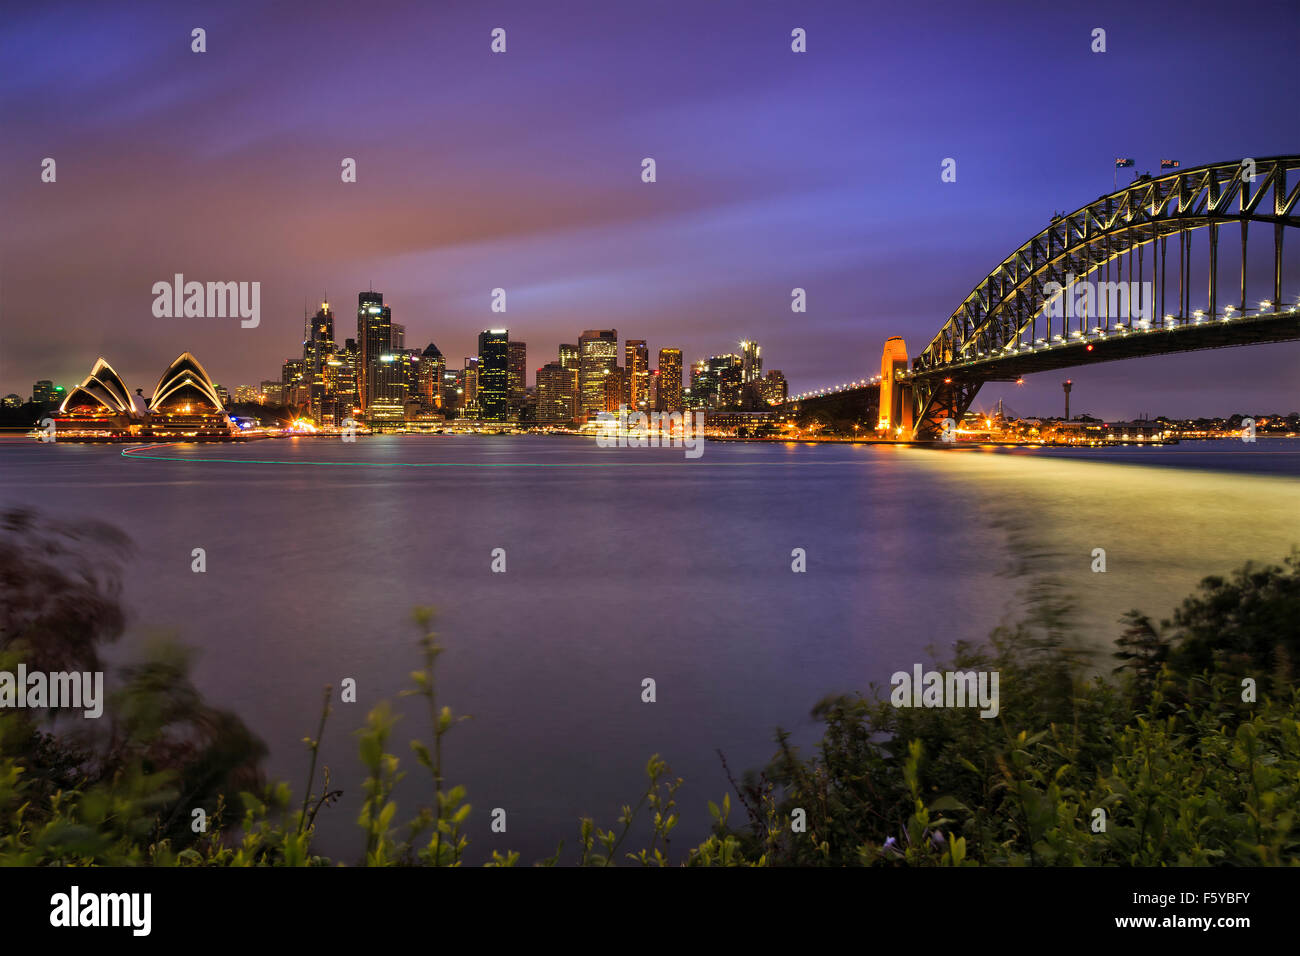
top-left (603, 365), bottom-right (626, 413)
top-left (392, 323), bottom-right (405, 350)
top-left (757, 369), bottom-right (788, 404)
top-left (442, 368), bottom-right (461, 413)
top-left (462, 358), bottom-right (480, 417)
top-left (578, 329), bottom-right (618, 422)
top-left (333, 339), bottom-right (360, 416)
top-left (419, 343), bottom-right (445, 409)
top-left (356, 290), bottom-right (391, 412)
top-left (536, 362), bottom-right (578, 423)
top-left (625, 340), bottom-right (649, 412)
top-left (477, 329), bottom-right (509, 422)
top-left (2, 394), bottom-right (21, 409)
top-left (558, 343), bottom-right (579, 371)
top-left (508, 340), bottom-right (527, 403)
top-left (703, 354), bottom-right (743, 407)
top-left (260, 380), bottom-right (285, 405)
top-left (32, 380), bottom-right (64, 412)
top-left (741, 340), bottom-right (763, 384)
top-left (281, 359), bottom-right (304, 388)
top-left (657, 348), bottom-right (682, 411)
top-left (304, 302), bottom-right (336, 423)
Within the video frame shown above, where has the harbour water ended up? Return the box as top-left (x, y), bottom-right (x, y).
top-left (2, 435), bottom-right (1297, 861)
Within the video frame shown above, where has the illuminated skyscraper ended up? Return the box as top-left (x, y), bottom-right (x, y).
top-left (741, 340), bottom-right (762, 384)
top-left (558, 343), bottom-right (579, 371)
top-left (304, 301), bottom-right (336, 423)
top-left (578, 329), bottom-right (618, 422)
top-left (508, 340), bottom-right (527, 403)
top-left (757, 369), bottom-right (788, 404)
top-left (625, 339), bottom-right (649, 411)
top-left (477, 329), bottom-right (509, 422)
top-left (536, 362), bottom-right (578, 422)
top-left (419, 343), bottom-right (445, 410)
top-left (357, 290), bottom-right (392, 412)
top-left (657, 348), bottom-right (682, 411)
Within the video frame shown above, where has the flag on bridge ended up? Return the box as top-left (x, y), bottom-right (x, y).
top-left (1115, 158), bottom-right (1135, 168)
top-left (1160, 159), bottom-right (1180, 169)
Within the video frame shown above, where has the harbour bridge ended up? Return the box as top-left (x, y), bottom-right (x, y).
top-left (861, 155), bottom-right (1300, 439)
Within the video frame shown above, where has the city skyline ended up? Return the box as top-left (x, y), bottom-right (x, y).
top-left (2, 1), bottom-right (1296, 421)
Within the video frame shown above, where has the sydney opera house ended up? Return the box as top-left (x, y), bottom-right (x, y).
top-left (54, 352), bottom-right (241, 440)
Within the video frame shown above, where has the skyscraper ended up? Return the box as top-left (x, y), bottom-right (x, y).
top-left (536, 362), bottom-right (578, 423)
top-left (657, 348), bottom-right (682, 411)
top-left (304, 301), bottom-right (336, 423)
top-left (508, 340), bottom-right (527, 403)
top-left (558, 343), bottom-right (579, 371)
top-left (741, 340), bottom-right (763, 384)
top-left (625, 340), bottom-right (649, 412)
top-left (419, 343), bottom-right (445, 410)
top-left (356, 291), bottom-right (391, 412)
top-left (477, 329), bottom-right (509, 422)
top-left (578, 329), bottom-right (618, 422)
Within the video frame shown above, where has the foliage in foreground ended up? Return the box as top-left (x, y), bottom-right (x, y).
top-left (1, 507), bottom-right (1297, 866)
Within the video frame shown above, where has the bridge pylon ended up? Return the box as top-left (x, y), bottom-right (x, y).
top-left (878, 336), bottom-right (913, 438)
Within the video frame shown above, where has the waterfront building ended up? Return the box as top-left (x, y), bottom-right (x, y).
top-left (578, 329), bottom-right (618, 422)
top-left (477, 329), bottom-right (509, 422)
top-left (657, 348), bottom-right (682, 411)
top-left (508, 340), bottom-right (527, 403)
top-left (625, 340), bottom-right (649, 412)
top-left (536, 361), bottom-right (578, 423)
top-left (741, 340), bottom-right (762, 384)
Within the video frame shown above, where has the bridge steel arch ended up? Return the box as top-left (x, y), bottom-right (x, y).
top-left (909, 155), bottom-right (1300, 438)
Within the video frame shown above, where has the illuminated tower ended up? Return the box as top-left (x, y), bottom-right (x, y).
top-left (477, 329), bottom-right (509, 422)
top-left (625, 339), bottom-right (649, 412)
top-left (878, 336), bottom-right (911, 434)
top-left (657, 348), bottom-right (682, 411)
top-left (578, 330), bottom-right (618, 422)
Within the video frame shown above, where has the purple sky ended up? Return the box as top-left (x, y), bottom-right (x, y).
top-left (2, 0), bottom-right (1297, 418)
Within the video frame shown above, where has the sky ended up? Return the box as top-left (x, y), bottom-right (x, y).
top-left (1, 0), bottom-right (1297, 419)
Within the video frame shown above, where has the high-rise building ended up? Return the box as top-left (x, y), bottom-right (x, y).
top-left (333, 339), bottom-right (360, 416)
top-left (741, 340), bottom-right (763, 384)
top-left (625, 340), bottom-right (649, 412)
top-left (442, 368), bottom-right (461, 413)
top-left (756, 369), bottom-right (788, 404)
top-left (558, 343), bottom-right (579, 371)
top-left (260, 380), bottom-right (285, 405)
top-left (657, 348), bottom-right (682, 411)
top-left (477, 329), bottom-right (509, 422)
top-left (462, 358), bottom-right (480, 418)
top-left (536, 362), bottom-right (578, 423)
top-left (391, 323), bottom-right (405, 350)
top-left (32, 381), bottom-right (64, 412)
top-left (603, 365), bottom-right (626, 413)
top-left (2, 394), bottom-right (22, 409)
top-left (304, 302), bottom-right (337, 423)
top-left (419, 343), bottom-right (445, 410)
top-left (508, 340), bottom-right (527, 403)
top-left (578, 329), bottom-right (618, 422)
top-left (356, 291), bottom-right (392, 412)
top-left (703, 354), bottom-right (744, 407)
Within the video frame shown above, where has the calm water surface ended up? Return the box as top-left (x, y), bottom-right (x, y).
top-left (2, 435), bottom-right (1297, 861)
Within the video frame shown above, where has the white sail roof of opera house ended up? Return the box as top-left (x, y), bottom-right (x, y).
top-left (149, 352), bottom-right (225, 412)
top-left (60, 358), bottom-right (137, 415)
